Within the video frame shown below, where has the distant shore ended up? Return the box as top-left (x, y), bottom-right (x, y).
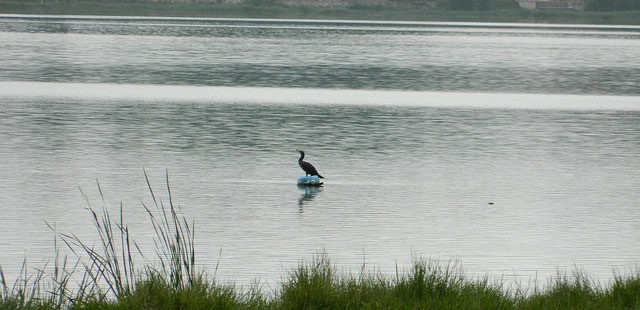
top-left (1, 1), bottom-right (639, 24)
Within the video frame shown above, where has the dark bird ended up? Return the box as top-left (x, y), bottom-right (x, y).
top-left (297, 150), bottom-right (324, 178)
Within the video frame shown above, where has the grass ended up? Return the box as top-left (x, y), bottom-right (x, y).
top-left (0, 0), bottom-right (639, 24)
top-left (1, 171), bottom-right (640, 309)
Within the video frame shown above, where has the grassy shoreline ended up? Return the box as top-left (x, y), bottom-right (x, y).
top-left (1, 173), bottom-right (640, 309)
top-left (1, 1), bottom-right (639, 24)
top-left (4, 258), bottom-right (640, 310)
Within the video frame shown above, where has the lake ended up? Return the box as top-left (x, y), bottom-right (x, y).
top-left (1, 14), bottom-right (639, 286)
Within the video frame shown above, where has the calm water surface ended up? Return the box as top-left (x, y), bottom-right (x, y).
top-left (1, 15), bottom-right (640, 285)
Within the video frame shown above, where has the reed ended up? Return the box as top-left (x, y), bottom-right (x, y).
top-left (141, 170), bottom-right (197, 292)
top-left (1, 172), bottom-right (640, 309)
top-left (0, 244), bottom-right (79, 309)
top-left (54, 184), bottom-right (138, 301)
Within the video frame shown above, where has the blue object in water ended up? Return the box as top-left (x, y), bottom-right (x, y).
top-left (297, 175), bottom-right (322, 186)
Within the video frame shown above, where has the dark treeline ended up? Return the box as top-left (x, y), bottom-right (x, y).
top-left (449, 0), bottom-right (640, 10)
top-left (9, 0), bottom-right (640, 11)
top-left (449, 0), bottom-right (517, 10)
top-left (586, 0), bottom-right (640, 10)
top-left (1, 0), bottom-right (639, 21)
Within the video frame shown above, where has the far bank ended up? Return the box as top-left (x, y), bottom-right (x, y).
top-left (1, 1), bottom-right (639, 24)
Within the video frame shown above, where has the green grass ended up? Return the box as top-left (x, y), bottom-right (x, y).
top-left (0, 0), bottom-right (639, 24)
top-left (1, 172), bottom-right (640, 309)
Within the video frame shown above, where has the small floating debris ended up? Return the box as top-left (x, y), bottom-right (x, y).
top-left (297, 175), bottom-right (323, 187)
top-left (488, 202), bottom-right (494, 205)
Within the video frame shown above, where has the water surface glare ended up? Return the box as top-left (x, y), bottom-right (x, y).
top-left (3, 82), bottom-right (640, 110)
top-left (1, 16), bottom-right (640, 286)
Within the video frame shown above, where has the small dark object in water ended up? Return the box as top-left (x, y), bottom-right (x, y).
top-left (297, 150), bottom-right (324, 178)
top-left (488, 202), bottom-right (494, 205)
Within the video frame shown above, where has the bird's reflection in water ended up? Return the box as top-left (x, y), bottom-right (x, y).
top-left (297, 185), bottom-right (323, 212)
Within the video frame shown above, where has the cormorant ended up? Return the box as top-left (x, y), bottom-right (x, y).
top-left (297, 150), bottom-right (324, 178)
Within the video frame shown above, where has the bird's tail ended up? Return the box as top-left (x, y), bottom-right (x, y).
top-left (318, 174), bottom-right (325, 179)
